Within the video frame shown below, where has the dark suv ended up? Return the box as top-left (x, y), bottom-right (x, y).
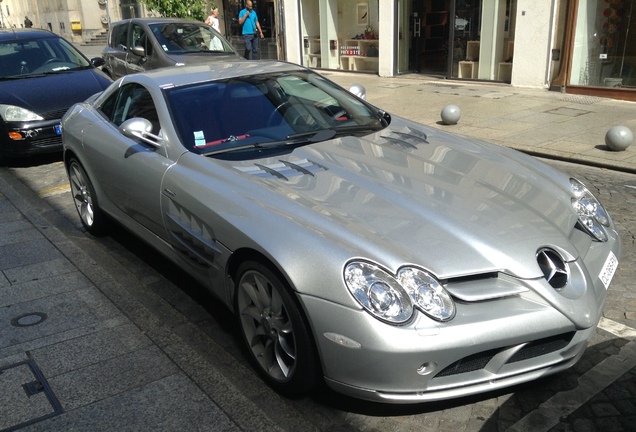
top-left (102, 18), bottom-right (242, 79)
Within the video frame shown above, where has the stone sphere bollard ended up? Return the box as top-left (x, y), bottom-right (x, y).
top-left (605, 126), bottom-right (633, 151)
top-left (440, 104), bottom-right (461, 125)
top-left (348, 84), bottom-right (366, 100)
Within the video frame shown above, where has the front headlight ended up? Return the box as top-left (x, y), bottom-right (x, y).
top-left (0, 104), bottom-right (44, 122)
top-left (344, 262), bottom-right (413, 324)
top-left (570, 178), bottom-right (610, 242)
top-left (397, 267), bottom-right (455, 321)
top-left (344, 261), bottom-right (455, 324)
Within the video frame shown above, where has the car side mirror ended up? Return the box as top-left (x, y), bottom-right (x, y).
top-left (349, 84), bottom-right (366, 100)
top-left (91, 57), bottom-right (105, 68)
top-left (131, 46), bottom-right (146, 57)
top-left (119, 117), bottom-right (161, 148)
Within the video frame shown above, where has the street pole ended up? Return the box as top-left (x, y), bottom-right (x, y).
top-left (106, 0), bottom-right (111, 33)
top-left (0, 0), bottom-right (5, 28)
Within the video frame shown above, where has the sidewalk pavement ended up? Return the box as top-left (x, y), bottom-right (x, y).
top-left (0, 46), bottom-right (635, 431)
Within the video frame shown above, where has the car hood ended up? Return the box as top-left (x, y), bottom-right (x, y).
top-left (0, 69), bottom-right (110, 115)
top-left (225, 120), bottom-right (580, 280)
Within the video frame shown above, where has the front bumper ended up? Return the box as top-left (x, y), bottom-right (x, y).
top-left (303, 291), bottom-right (594, 403)
top-left (300, 229), bottom-right (620, 403)
top-left (0, 119), bottom-right (63, 157)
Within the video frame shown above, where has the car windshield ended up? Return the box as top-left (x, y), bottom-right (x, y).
top-left (149, 22), bottom-right (234, 54)
top-left (165, 70), bottom-right (387, 157)
top-left (0, 36), bottom-right (91, 79)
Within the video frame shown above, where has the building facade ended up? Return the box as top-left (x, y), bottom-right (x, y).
top-left (0, 0), bottom-right (132, 43)
top-left (1, 0), bottom-right (634, 101)
top-left (279, 0), bottom-right (636, 101)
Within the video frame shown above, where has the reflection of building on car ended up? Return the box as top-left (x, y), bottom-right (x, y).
top-left (0, 28), bottom-right (111, 158)
top-left (101, 18), bottom-right (242, 80)
top-left (62, 60), bottom-right (621, 404)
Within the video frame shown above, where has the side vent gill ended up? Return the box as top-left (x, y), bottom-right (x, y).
top-left (381, 128), bottom-right (429, 149)
top-left (235, 158), bottom-right (328, 180)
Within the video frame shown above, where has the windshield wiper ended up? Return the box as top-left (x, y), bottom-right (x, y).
top-left (285, 129), bottom-right (337, 141)
top-left (288, 125), bottom-right (383, 140)
top-left (39, 69), bottom-right (76, 75)
top-left (1, 75), bottom-right (34, 80)
top-left (330, 124), bottom-right (384, 134)
top-left (206, 125), bottom-right (385, 156)
top-left (205, 129), bottom-right (338, 156)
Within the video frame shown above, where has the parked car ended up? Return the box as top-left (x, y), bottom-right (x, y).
top-left (61, 61), bottom-right (621, 403)
top-left (102, 18), bottom-right (242, 80)
top-left (0, 28), bottom-right (111, 159)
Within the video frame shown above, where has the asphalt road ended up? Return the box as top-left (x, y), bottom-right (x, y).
top-left (3, 153), bottom-right (635, 432)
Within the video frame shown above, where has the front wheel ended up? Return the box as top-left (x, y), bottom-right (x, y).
top-left (67, 158), bottom-right (108, 236)
top-left (235, 260), bottom-right (318, 397)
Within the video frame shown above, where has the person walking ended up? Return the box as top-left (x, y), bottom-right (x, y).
top-left (205, 7), bottom-right (220, 33)
top-left (238, 0), bottom-right (264, 60)
top-left (24, 16), bottom-right (33, 28)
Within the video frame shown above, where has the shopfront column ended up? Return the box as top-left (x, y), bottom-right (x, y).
top-left (319, 0), bottom-right (339, 69)
top-left (478, 0), bottom-right (507, 80)
top-left (378, 0), bottom-right (395, 76)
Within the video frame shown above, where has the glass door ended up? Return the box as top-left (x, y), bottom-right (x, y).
top-left (398, 0), bottom-right (453, 75)
top-left (450, 0), bottom-right (516, 82)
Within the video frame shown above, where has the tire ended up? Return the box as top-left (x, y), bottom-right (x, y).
top-left (235, 260), bottom-right (319, 397)
top-left (67, 158), bottom-right (108, 236)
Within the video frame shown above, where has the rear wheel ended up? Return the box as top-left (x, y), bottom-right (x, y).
top-left (235, 260), bottom-right (318, 397)
top-left (67, 158), bottom-right (108, 236)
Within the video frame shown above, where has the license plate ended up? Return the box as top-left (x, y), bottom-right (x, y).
top-left (54, 124), bottom-right (62, 135)
top-left (599, 251), bottom-right (618, 289)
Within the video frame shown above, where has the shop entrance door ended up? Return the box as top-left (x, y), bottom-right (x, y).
top-left (401, 0), bottom-right (451, 75)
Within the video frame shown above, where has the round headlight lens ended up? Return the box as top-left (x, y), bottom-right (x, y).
top-left (570, 178), bottom-right (610, 242)
top-left (398, 267), bottom-right (455, 321)
top-left (344, 262), bottom-right (413, 324)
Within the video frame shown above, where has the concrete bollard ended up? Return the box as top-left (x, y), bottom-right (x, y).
top-left (440, 104), bottom-right (461, 125)
top-left (605, 126), bottom-right (633, 151)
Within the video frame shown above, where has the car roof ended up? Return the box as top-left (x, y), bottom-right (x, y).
top-left (0, 28), bottom-right (59, 41)
top-left (119, 60), bottom-right (307, 89)
top-left (111, 17), bottom-right (205, 27)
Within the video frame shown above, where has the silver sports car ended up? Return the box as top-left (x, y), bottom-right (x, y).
top-left (61, 61), bottom-right (621, 403)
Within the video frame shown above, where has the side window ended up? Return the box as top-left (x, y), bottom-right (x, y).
top-left (98, 90), bottom-right (119, 120)
top-left (112, 24), bottom-right (129, 51)
top-left (131, 24), bottom-right (153, 57)
top-left (110, 83), bottom-right (160, 134)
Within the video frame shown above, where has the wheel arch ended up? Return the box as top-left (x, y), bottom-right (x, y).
top-left (63, 148), bottom-right (80, 171)
top-left (226, 247), bottom-right (325, 372)
top-left (228, 248), bottom-right (326, 394)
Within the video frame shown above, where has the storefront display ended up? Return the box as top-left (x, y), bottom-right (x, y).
top-left (300, 0), bottom-right (380, 72)
top-left (570, 0), bottom-right (635, 90)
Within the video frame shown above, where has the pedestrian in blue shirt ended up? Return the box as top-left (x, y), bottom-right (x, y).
top-left (238, 0), bottom-right (264, 59)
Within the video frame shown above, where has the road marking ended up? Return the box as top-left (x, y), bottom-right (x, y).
top-left (598, 316), bottom-right (636, 339)
top-left (508, 319), bottom-right (636, 432)
top-left (38, 184), bottom-right (70, 198)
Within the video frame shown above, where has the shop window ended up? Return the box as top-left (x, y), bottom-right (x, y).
top-left (571, 0), bottom-right (636, 89)
top-left (301, 0), bottom-right (379, 72)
